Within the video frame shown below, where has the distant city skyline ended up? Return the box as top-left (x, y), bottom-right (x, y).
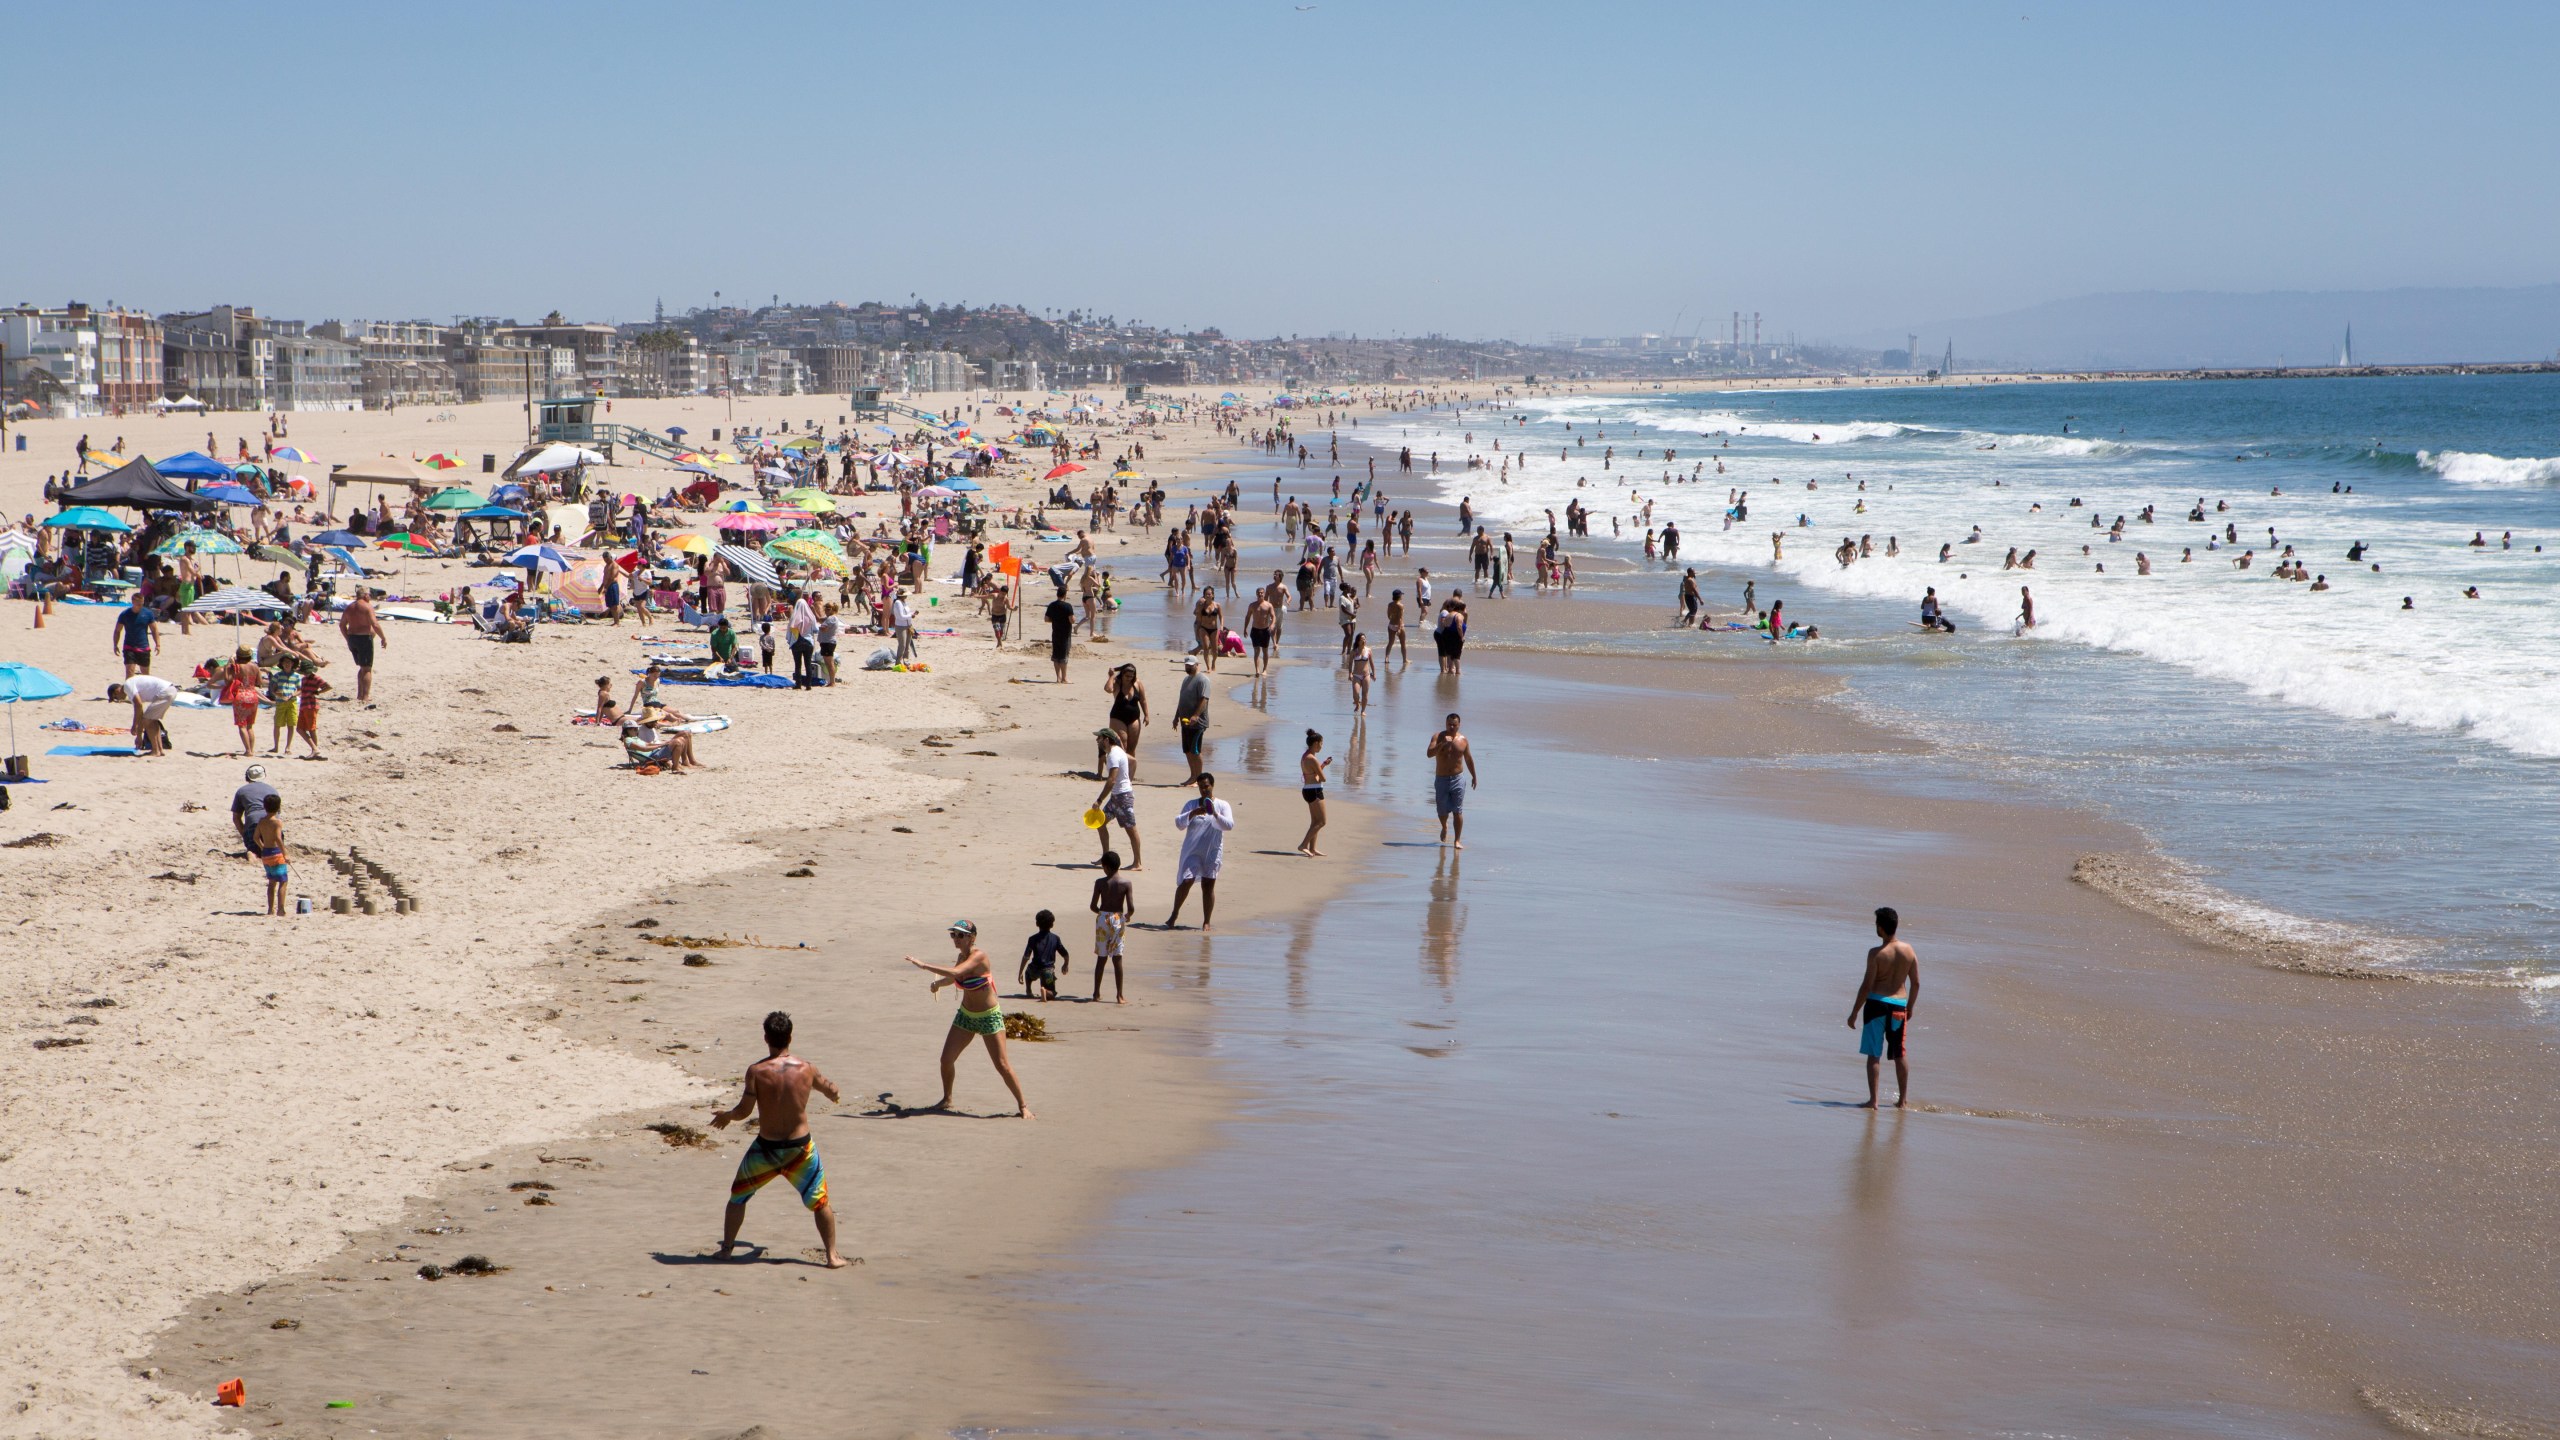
top-left (12, 1), bottom-right (2557, 344)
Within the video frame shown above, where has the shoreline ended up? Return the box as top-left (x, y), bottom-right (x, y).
top-left (152, 637), bottom-right (1389, 1438)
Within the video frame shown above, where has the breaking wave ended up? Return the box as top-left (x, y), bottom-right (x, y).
top-left (2418, 449), bottom-right (2560, 486)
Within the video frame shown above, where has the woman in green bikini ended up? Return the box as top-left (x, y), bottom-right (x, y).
top-left (907, 920), bottom-right (1034, 1118)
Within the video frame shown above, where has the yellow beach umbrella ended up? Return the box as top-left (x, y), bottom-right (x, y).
top-left (778, 488), bottom-right (838, 513)
top-left (769, 538), bottom-right (848, 574)
top-left (664, 533), bottom-right (713, 556)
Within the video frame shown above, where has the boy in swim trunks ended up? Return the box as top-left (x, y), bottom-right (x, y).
top-left (266, 659), bottom-right (299, 756)
top-left (710, 1010), bottom-right (849, 1268)
top-left (1090, 851), bottom-right (1133, 1004)
top-left (249, 794), bottom-right (289, 917)
top-left (1845, 906), bottom-right (1920, 1108)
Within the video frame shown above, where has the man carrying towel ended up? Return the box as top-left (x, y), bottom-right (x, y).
top-left (1846, 907), bottom-right (1920, 1109)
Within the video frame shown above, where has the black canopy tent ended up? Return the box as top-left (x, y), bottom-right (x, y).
top-left (60, 457), bottom-right (221, 513)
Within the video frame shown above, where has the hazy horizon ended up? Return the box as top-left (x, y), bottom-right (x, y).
top-left (12, 1), bottom-right (2557, 345)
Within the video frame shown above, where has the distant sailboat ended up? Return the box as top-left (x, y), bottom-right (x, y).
top-left (2339, 325), bottom-right (2355, 368)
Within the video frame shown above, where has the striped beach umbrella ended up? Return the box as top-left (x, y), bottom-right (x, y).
top-left (714, 544), bottom-right (779, 586)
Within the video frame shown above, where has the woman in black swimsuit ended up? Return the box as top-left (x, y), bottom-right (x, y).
top-left (1103, 663), bottom-right (1148, 778)
top-left (1434, 598), bottom-right (1469, 676)
top-left (1295, 728), bottom-right (1331, 857)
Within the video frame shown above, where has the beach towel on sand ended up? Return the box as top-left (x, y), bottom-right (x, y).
top-left (660, 673), bottom-right (793, 689)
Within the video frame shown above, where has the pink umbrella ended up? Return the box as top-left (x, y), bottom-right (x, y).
top-left (721, 513), bottom-right (783, 532)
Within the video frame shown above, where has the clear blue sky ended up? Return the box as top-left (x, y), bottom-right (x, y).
top-left (12, 1), bottom-right (2555, 342)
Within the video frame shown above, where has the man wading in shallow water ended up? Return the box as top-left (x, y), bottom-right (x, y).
top-left (1425, 712), bottom-right (1478, 849)
top-left (1847, 908), bottom-right (1920, 1109)
top-left (711, 1010), bottom-right (850, 1268)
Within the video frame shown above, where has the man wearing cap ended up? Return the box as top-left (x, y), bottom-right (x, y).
top-left (230, 765), bottom-right (278, 852)
top-left (1173, 656), bottom-right (1210, 783)
top-left (1092, 727), bottom-right (1142, 870)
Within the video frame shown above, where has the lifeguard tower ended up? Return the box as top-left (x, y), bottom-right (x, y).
top-left (536, 396), bottom-right (601, 446)
top-left (850, 386), bottom-right (885, 418)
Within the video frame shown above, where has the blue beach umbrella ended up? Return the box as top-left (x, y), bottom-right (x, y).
top-left (42, 506), bottom-right (132, 532)
top-left (154, 451), bottom-right (235, 481)
top-left (504, 542), bottom-right (573, 575)
top-left (0, 660), bottom-right (74, 760)
top-left (199, 483), bottom-right (263, 506)
top-left (308, 529), bottom-right (366, 548)
top-left (462, 505), bottom-right (531, 521)
top-left (0, 661), bottom-right (71, 703)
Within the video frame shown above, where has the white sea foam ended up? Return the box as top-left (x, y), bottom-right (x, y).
top-left (1391, 401), bottom-right (2560, 761)
top-left (1623, 408), bottom-right (1918, 445)
top-left (1953, 431), bottom-right (2146, 459)
top-left (2070, 853), bottom-right (2437, 978)
top-left (2418, 449), bottom-right (2560, 486)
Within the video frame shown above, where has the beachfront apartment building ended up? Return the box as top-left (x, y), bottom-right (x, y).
top-left (494, 322), bottom-right (619, 397)
top-left (266, 323), bottom-right (363, 412)
top-left (2, 306), bottom-right (97, 415)
top-left (312, 320), bottom-right (461, 409)
top-left (791, 345), bottom-right (867, 395)
top-left (896, 349), bottom-right (972, 394)
top-left (95, 308), bottom-right (165, 411)
top-left (158, 306), bottom-right (273, 410)
top-left (1, 304), bottom-right (162, 415)
top-left (445, 321), bottom-right (578, 402)
top-left (621, 333), bottom-right (709, 397)
top-left (986, 358), bottom-right (1045, 392)
top-left (709, 344), bottom-right (811, 396)
top-left (160, 326), bottom-right (242, 409)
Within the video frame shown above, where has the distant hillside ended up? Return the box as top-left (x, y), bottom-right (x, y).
top-left (1866, 286), bottom-right (2560, 372)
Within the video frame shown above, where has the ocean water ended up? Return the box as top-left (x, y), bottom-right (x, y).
top-left (1033, 461), bottom-right (2431, 1438)
top-left (1374, 374), bottom-right (2560, 983)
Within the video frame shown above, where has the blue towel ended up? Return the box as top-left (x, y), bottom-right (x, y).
top-left (47, 744), bottom-right (145, 757)
top-left (0, 775), bottom-right (51, 785)
top-left (661, 673), bottom-right (794, 689)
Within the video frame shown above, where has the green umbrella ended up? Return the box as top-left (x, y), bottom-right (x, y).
top-left (155, 528), bottom-right (244, 556)
top-left (424, 486), bottom-right (486, 511)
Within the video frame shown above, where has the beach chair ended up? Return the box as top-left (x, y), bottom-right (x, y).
top-left (619, 724), bottom-right (672, 770)
top-left (678, 600), bottom-right (721, 628)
